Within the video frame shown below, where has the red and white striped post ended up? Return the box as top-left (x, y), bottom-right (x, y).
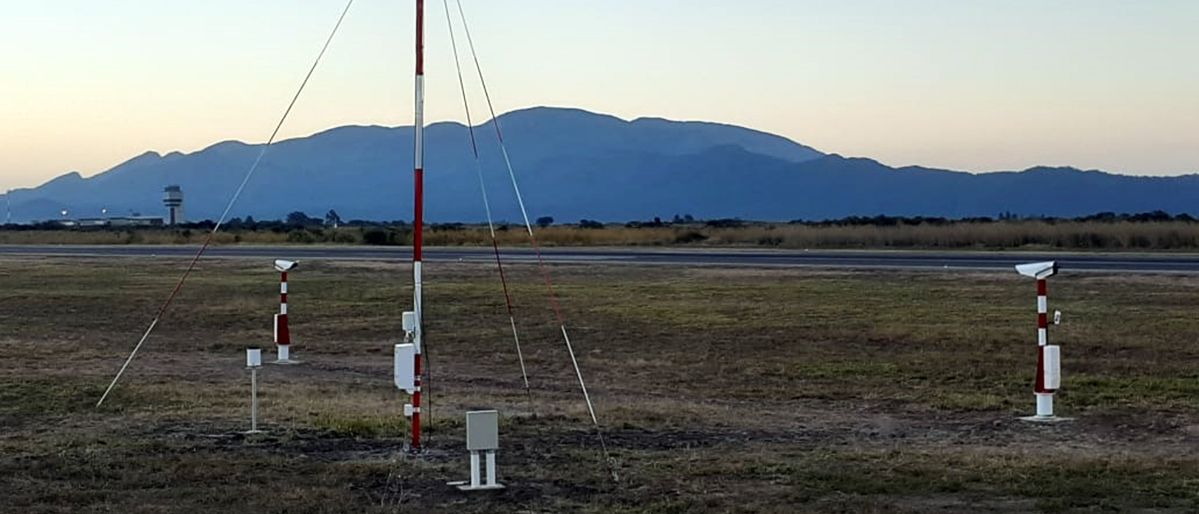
top-left (273, 260), bottom-right (299, 364)
top-left (1016, 261), bottom-right (1061, 420)
top-left (410, 0), bottom-right (426, 451)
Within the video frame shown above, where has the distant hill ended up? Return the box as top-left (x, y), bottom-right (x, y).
top-left (2, 107), bottom-right (1196, 223)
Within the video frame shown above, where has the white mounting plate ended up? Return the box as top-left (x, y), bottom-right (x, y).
top-left (447, 480), bottom-right (505, 491)
top-left (457, 483), bottom-right (506, 491)
top-left (1018, 416), bottom-right (1074, 423)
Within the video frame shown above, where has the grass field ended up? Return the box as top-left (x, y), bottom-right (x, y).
top-left (1, 257), bottom-right (1198, 512)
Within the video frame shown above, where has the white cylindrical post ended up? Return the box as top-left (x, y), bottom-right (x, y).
top-left (246, 348), bottom-right (263, 434)
top-left (469, 452), bottom-right (481, 489)
top-left (1036, 393), bottom-right (1053, 417)
top-left (485, 451), bottom-right (497, 487)
top-left (251, 368), bottom-right (259, 432)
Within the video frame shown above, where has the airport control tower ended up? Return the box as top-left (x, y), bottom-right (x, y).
top-left (163, 185), bottom-right (184, 225)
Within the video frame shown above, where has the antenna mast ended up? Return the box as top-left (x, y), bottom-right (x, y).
top-left (411, 0), bottom-right (426, 451)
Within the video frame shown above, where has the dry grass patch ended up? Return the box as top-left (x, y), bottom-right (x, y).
top-left (1, 257), bottom-right (1197, 512)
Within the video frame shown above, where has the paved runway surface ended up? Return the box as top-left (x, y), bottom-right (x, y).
top-left (1, 245), bottom-right (1198, 273)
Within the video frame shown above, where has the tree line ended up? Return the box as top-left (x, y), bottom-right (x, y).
top-left (5, 209), bottom-right (1196, 233)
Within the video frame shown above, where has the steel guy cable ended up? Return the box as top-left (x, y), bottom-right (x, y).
top-left (97, 0), bottom-right (356, 407)
top-left (453, 0), bottom-right (617, 480)
top-left (441, 0), bottom-right (536, 415)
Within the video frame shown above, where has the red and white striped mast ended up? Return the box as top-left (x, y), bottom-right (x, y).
top-left (273, 259), bottom-right (299, 364)
top-left (410, 0), bottom-right (426, 451)
top-left (1015, 261), bottom-right (1062, 420)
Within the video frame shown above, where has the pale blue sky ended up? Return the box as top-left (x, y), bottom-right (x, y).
top-left (1, 0), bottom-right (1196, 190)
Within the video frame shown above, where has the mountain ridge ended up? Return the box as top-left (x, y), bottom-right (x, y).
top-left (3, 107), bottom-right (1195, 223)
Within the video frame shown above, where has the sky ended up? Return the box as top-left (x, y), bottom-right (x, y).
top-left (1, 0), bottom-right (1197, 191)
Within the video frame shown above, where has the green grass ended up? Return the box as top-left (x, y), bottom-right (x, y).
top-left (313, 414), bottom-right (409, 438)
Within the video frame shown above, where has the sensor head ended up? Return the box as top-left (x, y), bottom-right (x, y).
top-left (402, 311), bottom-right (417, 333)
top-left (274, 259), bottom-right (299, 272)
top-left (246, 347), bottom-right (263, 368)
top-left (1015, 261), bottom-right (1058, 280)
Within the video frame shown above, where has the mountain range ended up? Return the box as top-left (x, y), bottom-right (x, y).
top-left (4, 107), bottom-right (1197, 223)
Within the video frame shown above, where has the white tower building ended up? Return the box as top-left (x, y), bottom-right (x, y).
top-left (163, 185), bottom-right (184, 225)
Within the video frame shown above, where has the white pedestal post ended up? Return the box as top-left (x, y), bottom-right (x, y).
top-left (1036, 392), bottom-right (1053, 418)
top-left (485, 451), bottom-right (498, 487)
top-left (250, 368), bottom-right (261, 433)
top-left (460, 450), bottom-right (501, 490)
top-left (470, 452), bottom-right (482, 489)
top-left (276, 342), bottom-right (292, 364)
top-left (245, 348), bottom-right (265, 434)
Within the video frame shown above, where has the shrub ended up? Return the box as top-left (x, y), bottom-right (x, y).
top-left (579, 219), bottom-right (605, 229)
top-left (287, 229), bottom-right (316, 244)
top-left (674, 231), bottom-right (709, 244)
top-left (362, 228), bottom-right (390, 246)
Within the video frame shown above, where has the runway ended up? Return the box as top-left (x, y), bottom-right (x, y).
top-left (1, 245), bottom-right (1198, 273)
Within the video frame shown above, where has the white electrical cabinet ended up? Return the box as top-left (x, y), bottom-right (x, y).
top-left (394, 343), bottom-right (416, 394)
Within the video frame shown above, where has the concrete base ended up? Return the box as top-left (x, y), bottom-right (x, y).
top-left (447, 480), bottom-right (505, 492)
top-left (1020, 393), bottom-right (1070, 422)
top-left (273, 345), bottom-right (300, 365)
top-left (243, 429), bottom-right (267, 435)
top-left (1018, 415), bottom-right (1073, 423)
